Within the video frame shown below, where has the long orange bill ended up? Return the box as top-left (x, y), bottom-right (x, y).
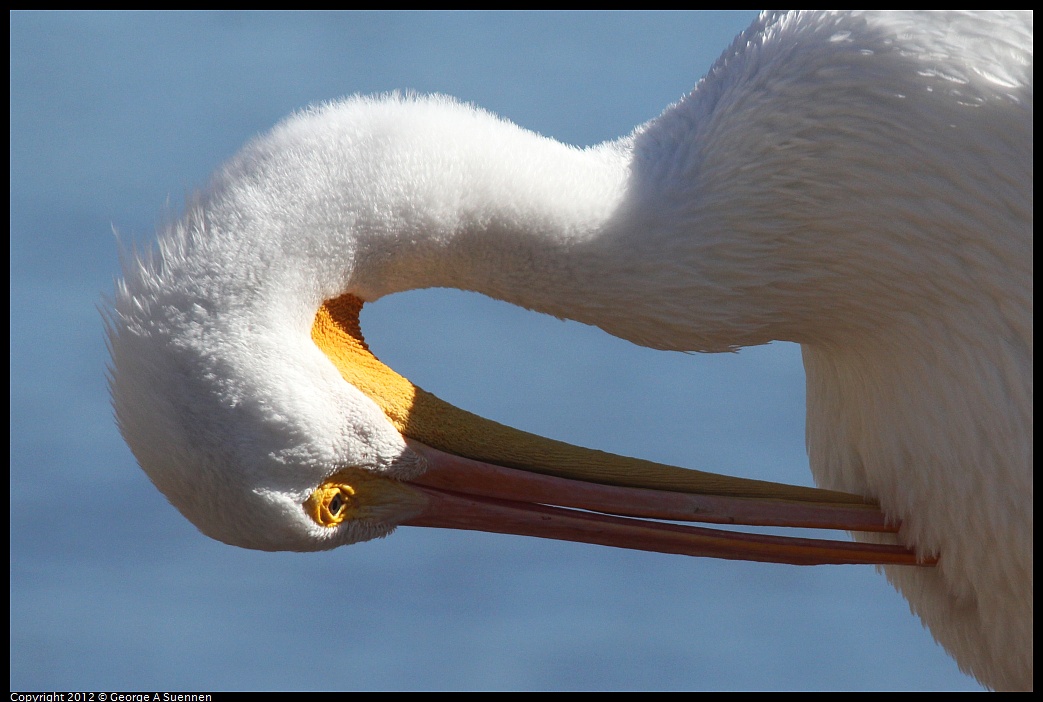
top-left (312, 295), bottom-right (933, 568)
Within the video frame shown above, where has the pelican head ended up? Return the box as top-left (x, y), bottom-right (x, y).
top-left (107, 10), bottom-right (1031, 690)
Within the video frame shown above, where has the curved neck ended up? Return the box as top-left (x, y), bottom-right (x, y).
top-left (196, 96), bottom-right (631, 335)
top-left (349, 131), bottom-right (631, 319)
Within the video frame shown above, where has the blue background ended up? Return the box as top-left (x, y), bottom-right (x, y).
top-left (10, 11), bottom-right (981, 691)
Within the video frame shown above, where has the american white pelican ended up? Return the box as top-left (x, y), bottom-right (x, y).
top-left (107, 10), bottom-right (1032, 691)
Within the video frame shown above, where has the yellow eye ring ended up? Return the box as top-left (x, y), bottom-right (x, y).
top-left (305, 482), bottom-right (356, 527)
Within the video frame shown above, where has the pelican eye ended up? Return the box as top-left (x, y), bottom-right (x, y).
top-left (303, 467), bottom-right (430, 528)
top-left (305, 481), bottom-right (357, 528)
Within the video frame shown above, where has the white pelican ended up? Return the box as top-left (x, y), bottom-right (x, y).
top-left (107, 10), bottom-right (1031, 691)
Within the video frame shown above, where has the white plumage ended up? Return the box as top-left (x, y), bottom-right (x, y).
top-left (108, 11), bottom-right (1032, 690)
